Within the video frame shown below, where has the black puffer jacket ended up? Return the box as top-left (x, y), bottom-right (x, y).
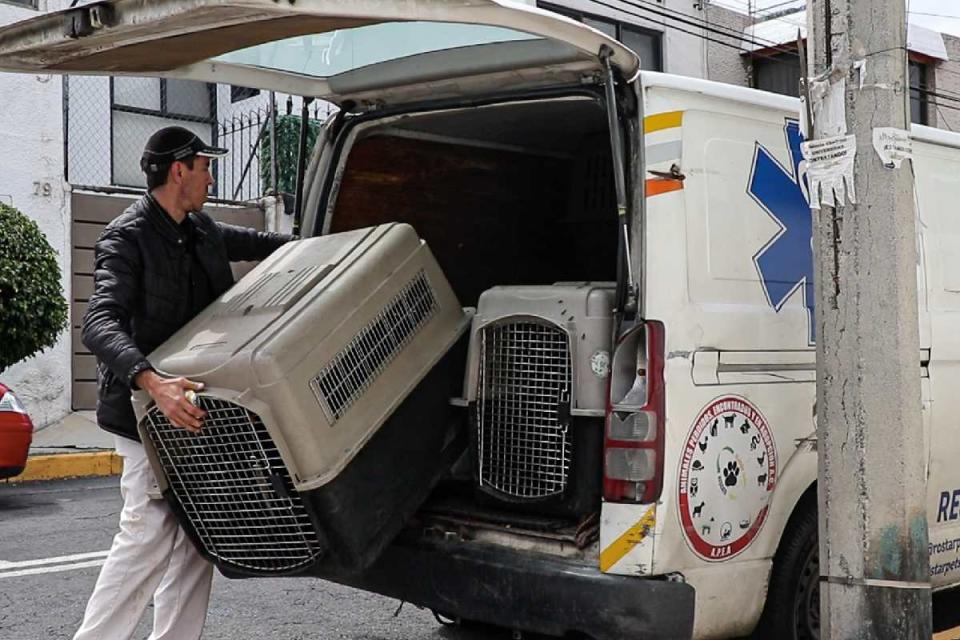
top-left (81, 194), bottom-right (293, 441)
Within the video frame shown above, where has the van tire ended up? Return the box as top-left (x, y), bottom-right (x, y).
top-left (755, 492), bottom-right (819, 640)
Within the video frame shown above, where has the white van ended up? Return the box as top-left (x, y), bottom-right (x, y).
top-left (3, 2), bottom-right (959, 639)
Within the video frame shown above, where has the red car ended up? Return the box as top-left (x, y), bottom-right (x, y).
top-left (0, 383), bottom-right (33, 479)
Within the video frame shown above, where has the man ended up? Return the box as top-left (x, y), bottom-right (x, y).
top-left (76, 126), bottom-right (294, 640)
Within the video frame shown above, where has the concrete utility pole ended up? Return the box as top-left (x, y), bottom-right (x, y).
top-left (808, 0), bottom-right (931, 638)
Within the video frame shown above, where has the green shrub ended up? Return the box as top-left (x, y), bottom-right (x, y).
top-left (0, 203), bottom-right (68, 372)
top-left (259, 114), bottom-right (322, 195)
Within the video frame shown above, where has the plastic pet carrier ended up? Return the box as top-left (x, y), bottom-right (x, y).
top-left (134, 223), bottom-right (471, 576)
top-left (462, 284), bottom-right (614, 517)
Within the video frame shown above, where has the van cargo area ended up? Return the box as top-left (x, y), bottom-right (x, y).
top-left (322, 94), bottom-right (620, 306)
top-left (297, 92), bottom-right (692, 640)
top-left (320, 93), bottom-right (620, 537)
top-left (144, 90), bottom-right (694, 639)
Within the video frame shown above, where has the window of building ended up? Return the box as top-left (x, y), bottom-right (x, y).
top-left (231, 85), bottom-right (261, 103)
top-left (751, 49), bottom-right (931, 126)
top-left (110, 78), bottom-right (217, 190)
top-left (538, 2), bottom-right (663, 71)
top-left (1, 0), bottom-right (38, 9)
top-left (909, 60), bottom-right (930, 126)
top-left (752, 51), bottom-right (801, 98)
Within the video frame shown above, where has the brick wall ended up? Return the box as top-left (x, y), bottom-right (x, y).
top-left (931, 34), bottom-right (960, 133)
top-left (704, 2), bottom-right (752, 88)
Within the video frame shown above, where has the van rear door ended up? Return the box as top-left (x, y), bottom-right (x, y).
top-left (0, 0), bottom-right (638, 108)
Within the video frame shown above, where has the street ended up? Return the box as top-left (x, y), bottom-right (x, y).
top-left (0, 477), bottom-right (517, 640)
top-left (5, 477), bottom-right (960, 639)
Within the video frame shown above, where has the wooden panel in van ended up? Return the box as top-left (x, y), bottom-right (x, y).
top-left (329, 135), bottom-right (618, 306)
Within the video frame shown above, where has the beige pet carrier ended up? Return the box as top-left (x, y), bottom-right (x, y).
top-left (134, 223), bottom-right (471, 575)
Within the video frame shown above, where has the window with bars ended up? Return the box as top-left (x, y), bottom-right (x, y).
top-left (110, 77), bottom-right (217, 190)
top-left (538, 2), bottom-right (663, 71)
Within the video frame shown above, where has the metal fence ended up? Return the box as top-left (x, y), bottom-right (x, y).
top-left (217, 97), bottom-right (331, 203)
top-left (65, 76), bottom-right (334, 204)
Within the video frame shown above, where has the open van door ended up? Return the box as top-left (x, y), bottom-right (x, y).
top-left (0, 0), bottom-right (638, 107)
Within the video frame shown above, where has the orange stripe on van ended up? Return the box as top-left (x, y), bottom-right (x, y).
top-left (646, 178), bottom-right (684, 197)
top-left (644, 111), bottom-right (683, 134)
top-left (600, 505), bottom-right (657, 572)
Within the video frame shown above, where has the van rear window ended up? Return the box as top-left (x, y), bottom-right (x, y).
top-left (214, 22), bottom-right (538, 78)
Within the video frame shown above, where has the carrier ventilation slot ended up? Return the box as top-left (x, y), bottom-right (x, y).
top-left (311, 271), bottom-right (438, 422)
top-left (143, 396), bottom-right (323, 574)
top-left (477, 320), bottom-right (573, 500)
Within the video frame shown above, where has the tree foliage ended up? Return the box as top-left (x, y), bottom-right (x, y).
top-left (259, 114), bottom-right (322, 196)
top-left (0, 203), bottom-right (68, 372)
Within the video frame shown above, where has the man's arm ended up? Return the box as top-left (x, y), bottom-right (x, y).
top-left (217, 222), bottom-right (294, 262)
top-left (81, 226), bottom-right (152, 388)
top-left (81, 226), bottom-right (206, 431)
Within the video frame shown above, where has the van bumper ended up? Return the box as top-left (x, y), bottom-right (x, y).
top-left (324, 535), bottom-right (696, 640)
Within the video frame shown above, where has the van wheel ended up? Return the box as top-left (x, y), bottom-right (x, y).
top-left (755, 495), bottom-right (819, 640)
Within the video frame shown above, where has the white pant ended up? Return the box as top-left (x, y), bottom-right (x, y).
top-left (74, 435), bottom-right (214, 640)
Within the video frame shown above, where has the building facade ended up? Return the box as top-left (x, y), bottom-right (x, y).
top-left (0, 0), bottom-right (71, 428)
top-left (705, 2), bottom-right (960, 131)
top-left (929, 33), bottom-right (960, 132)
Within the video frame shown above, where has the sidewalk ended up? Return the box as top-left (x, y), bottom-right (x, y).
top-left (2, 411), bottom-right (121, 483)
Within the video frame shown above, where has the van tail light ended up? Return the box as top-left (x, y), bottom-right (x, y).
top-left (603, 321), bottom-right (665, 503)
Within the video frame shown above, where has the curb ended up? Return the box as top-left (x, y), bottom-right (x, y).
top-left (2, 452), bottom-right (122, 484)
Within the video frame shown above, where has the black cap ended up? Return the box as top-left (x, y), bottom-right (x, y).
top-left (140, 126), bottom-right (228, 174)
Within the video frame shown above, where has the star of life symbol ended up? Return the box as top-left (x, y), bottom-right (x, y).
top-left (748, 120), bottom-right (815, 345)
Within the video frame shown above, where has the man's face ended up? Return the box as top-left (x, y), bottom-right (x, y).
top-left (177, 156), bottom-right (214, 211)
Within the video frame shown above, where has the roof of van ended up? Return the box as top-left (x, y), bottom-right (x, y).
top-left (639, 71), bottom-right (960, 151)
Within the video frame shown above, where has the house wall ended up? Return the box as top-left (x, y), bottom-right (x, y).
top-left (67, 77), bottom-right (335, 201)
top-left (931, 34), bottom-right (960, 133)
top-left (0, 0), bottom-right (71, 428)
top-left (703, 2), bottom-right (751, 86)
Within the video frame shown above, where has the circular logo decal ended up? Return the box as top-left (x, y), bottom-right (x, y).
top-left (590, 350), bottom-right (611, 378)
top-left (678, 396), bottom-right (777, 561)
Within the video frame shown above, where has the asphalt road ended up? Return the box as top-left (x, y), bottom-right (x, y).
top-left (5, 477), bottom-right (960, 640)
top-left (0, 477), bottom-right (519, 640)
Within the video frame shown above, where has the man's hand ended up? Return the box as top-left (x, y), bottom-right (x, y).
top-left (136, 369), bottom-right (207, 433)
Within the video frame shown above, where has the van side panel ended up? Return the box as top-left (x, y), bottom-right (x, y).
top-left (641, 88), bottom-right (819, 639)
top-left (637, 83), bottom-right (952, 639)
top-left (915, 139), bottom-right (960, 589)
